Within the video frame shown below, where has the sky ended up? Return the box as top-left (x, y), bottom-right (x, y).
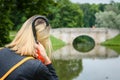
top-left (70, 0), bottom-right (120, 4)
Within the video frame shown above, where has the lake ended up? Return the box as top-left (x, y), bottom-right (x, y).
top-left (52, 45), bottom-right (120, 80)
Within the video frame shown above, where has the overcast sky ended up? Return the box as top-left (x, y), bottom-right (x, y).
top-left (70, 0), bottom-right (120, 4)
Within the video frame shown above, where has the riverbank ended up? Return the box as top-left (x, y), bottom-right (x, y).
top-left (101, 34), bottom-right (120, 54)
top-left (50, 35), bottom-right (66, 51)
top-left (101, 34), bottom-right (120, 46)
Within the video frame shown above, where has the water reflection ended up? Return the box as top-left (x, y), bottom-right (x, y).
top-left (52, 45), bottom-right (119, 60)
top-left (52, 45), bottom-right (120, 80)
top-left (73, 35), bottom-right (95, 52)
top-left (52, 59), bottom-right (83, 80)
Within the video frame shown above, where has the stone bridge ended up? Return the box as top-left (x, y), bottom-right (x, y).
top-left (50, 28), bottom-right (119, 44)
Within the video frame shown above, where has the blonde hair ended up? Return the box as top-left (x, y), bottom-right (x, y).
top-left (6, 15), bottom-right (52, 57)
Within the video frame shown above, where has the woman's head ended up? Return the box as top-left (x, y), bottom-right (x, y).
top-left (6, 15), bottom-right (52, 57)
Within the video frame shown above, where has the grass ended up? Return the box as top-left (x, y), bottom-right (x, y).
top-left (50, 35), bottom-right (66, 51)
top-left (101, 34), bottom-right (120, 46)
top-left (9, 31), bottom-right (66, 51)
top-left (101, 34), bottom-right (120, 54)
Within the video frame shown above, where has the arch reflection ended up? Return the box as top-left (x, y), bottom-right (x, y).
top-left (73, 35), bottom-right (95, 52)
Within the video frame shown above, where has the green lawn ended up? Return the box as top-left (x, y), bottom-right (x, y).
top-left (101, 34), bottom-right (120, 54)
top-left (101, 34), bottom-right (120, 46)
top-left (50, 35), bottom-right (66, 51)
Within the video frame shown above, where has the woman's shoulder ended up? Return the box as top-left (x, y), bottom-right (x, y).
top-left (24, 58), bottom-right (46, 69)
top-left (0, 47), bottom-right (12, 53)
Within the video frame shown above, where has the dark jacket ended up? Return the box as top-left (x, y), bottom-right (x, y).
top-left (0, 48), bottom-right (59, 80)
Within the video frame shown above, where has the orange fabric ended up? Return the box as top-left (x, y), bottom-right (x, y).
top-left (36, 49), bottom-right (45, 63)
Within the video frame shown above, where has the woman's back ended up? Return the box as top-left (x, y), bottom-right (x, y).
top-left (0, 48), bottom-right (57, 80)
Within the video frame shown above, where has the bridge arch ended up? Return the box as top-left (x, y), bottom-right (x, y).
top-left (73, 35), bottom-right (95, 52)
top-left (51, 28), bottom-right (119, 44)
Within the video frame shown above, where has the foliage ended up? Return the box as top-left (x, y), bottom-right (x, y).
top-left (95, 2), bottom-right (120, 31)
top-left (48, 0), bottom-right (84, 28)
top-left (79, 3), bottom-right (100, 27)
top-left (98, 3), bottom-right (106, 12)
top-left (0, 0), bottom-right (14, 46)
top-left (1, 0), bottom-right (120, 46)
top-left (10, 0), bottom-right (55, 30)
top-left (95, 11), bottom-right (117, 28)
top-left (105, 2), bottom-right (120, 14)
top-left (0, 0), bottom-right (55, 46)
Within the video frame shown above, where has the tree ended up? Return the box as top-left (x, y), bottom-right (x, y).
top-left (48, 0), bottom-right (84, 28)
top-left (79, 3), bottom-right (99, 27)
top-left (95, 11), bottom-right (117, 28)
top-left (0, 0), bottom-right (55, 46)
top-left (0, 0), bottom-right (14, 46)
top-left (105, 1), bottom-right (120, 14)
top-left (95, 2), bottom-right (120, 31)
top-left (98, 3), bottom-right (106, 12)
top-left (10, 0), bottom-right (55, 30)
top-left (89, 4), bottom-right (99, 27)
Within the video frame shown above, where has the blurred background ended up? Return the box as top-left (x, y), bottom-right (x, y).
top-left (0, 0), bottom-right (120, 80)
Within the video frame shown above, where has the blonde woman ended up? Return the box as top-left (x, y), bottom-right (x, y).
top-left (0, 15), bottom-right (58, 80)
